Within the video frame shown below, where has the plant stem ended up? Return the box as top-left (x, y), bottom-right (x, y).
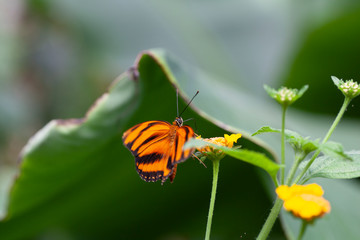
top-left (285, 153), bottom-right (304, 185)
top-left (292, 149), bottom-right (320, 184)
top-left (256, 198), bottom-right (283, 240)
top-left (205, 158), bottom-right (220, 240)
top-left (281, 105), bottom-right (287, 184)
top-left (297, 220), bottom-right (308, 240)
top-left (322, 97), bottom-right (351, 144)
top-left (293, 97), bottom-right (351, 184)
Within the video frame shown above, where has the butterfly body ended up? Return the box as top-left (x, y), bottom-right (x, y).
top-left (122, 117), bottom-right (195, 183)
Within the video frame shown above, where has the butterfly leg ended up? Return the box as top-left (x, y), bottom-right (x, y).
top-left (192, 153), bottom-right (207, 168)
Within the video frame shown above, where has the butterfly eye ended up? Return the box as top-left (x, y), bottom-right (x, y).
top-left (175, 117), bottom-right (183, 127)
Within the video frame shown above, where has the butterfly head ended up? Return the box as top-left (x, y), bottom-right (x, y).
top-left (174, 117), bottom-right (184, 127)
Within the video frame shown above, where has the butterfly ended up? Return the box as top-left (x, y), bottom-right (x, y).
top-left (122, 90), bottom-right (199, 184)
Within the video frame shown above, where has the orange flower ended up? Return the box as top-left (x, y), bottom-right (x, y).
top-left (276, 183), bottom-right (331, 221)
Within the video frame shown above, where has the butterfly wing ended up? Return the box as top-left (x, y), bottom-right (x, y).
top-left (170, 125), bottom-right (195, 165)
top-left (167, 125), bottom-right (195, 182)
top-left (122, 121), bottom-right (195, 183)
top-left (122, 120), bottom-right (172, 182)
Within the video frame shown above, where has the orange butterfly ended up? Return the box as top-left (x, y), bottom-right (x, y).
top-left (122, 90), bottom-right (199, 184)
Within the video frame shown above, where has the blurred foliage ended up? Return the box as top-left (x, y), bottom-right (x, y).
top-left (1, 0), bottom-right (360, 239)
top-left (283, 7), bottom-right (360, 117)
top-left (0, 50), bottom-right (281, 240)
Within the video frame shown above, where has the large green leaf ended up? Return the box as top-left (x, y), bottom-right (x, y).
top-left (7, 70), bottom-right (138, 219)
top-left (300, 151), bottom-right (360, 183)
top-left (0, 49), bottom-right (276, 240)
top-left (186, 139), bottom-right (281, 184)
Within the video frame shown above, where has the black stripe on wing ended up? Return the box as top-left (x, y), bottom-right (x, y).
top-left (171, 126), bottom-right (195, 167)
top-left (135, 153), bottom-right (164, 182)
top-left (122, 121), bottom-right (170, 156)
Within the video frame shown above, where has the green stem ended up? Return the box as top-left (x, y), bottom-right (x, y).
top-left (256, 198), bottom-right (283, 240)
top-left (285, 153), bottom-right (305, 185)
top-left (293, 149), bottom-right (320, 184)
top-left (293, 97), bottom-right (351, 184)
top-left (322, 97), bottom-right (351, 144)
top-left (281, 105), bottom-right (287, 184)
top-left (205, 159), bottom-right (220, 240)
top-left (297, 220), bottom-right (308, 240)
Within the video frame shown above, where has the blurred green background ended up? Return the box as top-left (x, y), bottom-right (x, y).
top-left (1, 0), bottom-right (360, 239)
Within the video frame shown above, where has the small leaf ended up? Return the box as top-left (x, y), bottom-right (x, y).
top-left (252, 127), bottom-right (319, 155)
top-left (319, 141), bottom-right (352, 160)
top-left (300, 150), bottom-right (360, 182)
top-left (284, 130), bottom-right (319, 155)
top-left (252, 126), bottom-right (279, 136)
top-left (186, 139), bottom-right (281, 183)
top-left (297, 84), bottom-right (309, 97)
top-left (331, 76), bottom-right (341, 87)
top-left (263, 85), bottom-right (278, 99)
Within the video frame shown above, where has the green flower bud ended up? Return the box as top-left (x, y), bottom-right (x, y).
top-left (264, 85), bottom-right (308, 108)
top-left (332, 76), bottom-right (360, 99)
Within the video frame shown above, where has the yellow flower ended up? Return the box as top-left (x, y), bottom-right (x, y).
top-left (196, 133), bottom-right (242, 153)
top-left (276, 183), bottom-right (331, 221)
top-left (224, 133), bottom-right (242, 147)
top-left (195, 134), bottom-right (242, 161)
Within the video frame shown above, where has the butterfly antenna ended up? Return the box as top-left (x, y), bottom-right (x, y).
top-left (176, 89), bottom-right (179, 117)
top-left (178, 90), bottom-right (199, 117)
